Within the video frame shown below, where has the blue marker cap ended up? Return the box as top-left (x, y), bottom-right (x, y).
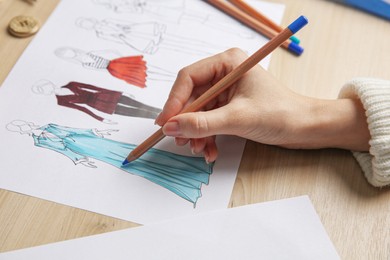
top-left (290, 35), bottom-right (300, 44)
top-left (288, 42), bottom-right (304, 56)
top-left (288, 15), bottom-right (308, 34)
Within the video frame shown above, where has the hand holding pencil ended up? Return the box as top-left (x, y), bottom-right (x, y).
top-left (155, 48), bottom-right (307, 163)
top-left (122, 16), bottom-right (308, 165)
top-left (156, 46), bottom-right (372, 163)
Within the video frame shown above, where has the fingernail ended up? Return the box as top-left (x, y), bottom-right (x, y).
top-left (163, 121), bottom-right (181, 136)
top-left (204, 150), bottom-right (210, 164)
top-left (190, 139), bottom-right (196, 155)
top-left (154, 113), bottom-right (161, 125)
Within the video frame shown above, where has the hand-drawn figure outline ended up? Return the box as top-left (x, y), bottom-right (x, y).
top-left (75, 17), bottom-right (225, 56)
top-left (55, 47), bottom-right (176, 88)
top-left (92, 0), bottom-right (256, 39)
top-left (6, 120), bottom-right (213, 204)
top-left (31, 80), bottom-right (161, 124)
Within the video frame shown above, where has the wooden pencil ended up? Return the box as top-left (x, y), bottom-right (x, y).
top-left (206, 0), bottom-right (303, 55)
top-left (228, 0), bottom-right (301, 44)
top-left (122, 15), bottom-right (308, 165)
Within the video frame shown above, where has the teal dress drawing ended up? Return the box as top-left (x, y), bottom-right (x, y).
top-left (32, 124), bottom-right (213, 204)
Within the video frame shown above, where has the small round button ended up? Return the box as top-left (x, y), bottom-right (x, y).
top-left (8, 15), bottom-right (40, 38)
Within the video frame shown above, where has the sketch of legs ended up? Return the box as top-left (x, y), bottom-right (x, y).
top-left (153, 31), bottom-right (224, 55)
top-left (7, 121), bottom-right (213, 204)
top-left (115, 94), bottom-right (161, 119)
top-left (146, 64), bottom-right (176, 82)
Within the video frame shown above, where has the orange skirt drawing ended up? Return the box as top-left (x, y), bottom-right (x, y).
top-left (107, 56), bottom-right (147, 88)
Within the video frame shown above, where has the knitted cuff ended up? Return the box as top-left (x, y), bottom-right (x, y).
top-left (339, 78), bottom-right (390, 187)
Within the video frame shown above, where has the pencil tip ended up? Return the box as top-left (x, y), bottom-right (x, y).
top-left (122, 155), bottom-right (137, 166)
top-left (122, 158), bottom-right (130, 166)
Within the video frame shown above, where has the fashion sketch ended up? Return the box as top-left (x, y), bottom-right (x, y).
top-left (92, 0), bottom-right (255, 39)
top-left (6, 120), bottom-right (213, 204)
top-left (54, 47), bottom-right (176, 88)
top-left (75, 17), bottom-right (225, 56)
top-left (31, 80), bottom-right (161, 123)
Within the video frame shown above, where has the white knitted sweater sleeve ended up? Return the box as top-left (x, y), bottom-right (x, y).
top-left (338, 78), bottom-right (390, 187)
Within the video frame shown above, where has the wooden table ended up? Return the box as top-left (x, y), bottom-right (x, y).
top-left (1, 0), bottom-right (389, 258)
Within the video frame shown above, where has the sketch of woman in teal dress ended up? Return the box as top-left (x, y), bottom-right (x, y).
top-left (6, 120), bottom-right (213, 204)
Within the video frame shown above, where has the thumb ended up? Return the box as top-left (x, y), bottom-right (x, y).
top-left (162, 108), bottom-right (231, 139)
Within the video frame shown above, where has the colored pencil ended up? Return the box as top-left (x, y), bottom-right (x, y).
top-left (122, 15), bottom-right (308, 165)
top-left (228, 0), bottom-right (300, 44)
top-left (205, 0), bottom-right (303, 55)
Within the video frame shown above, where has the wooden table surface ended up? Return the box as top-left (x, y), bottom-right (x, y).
top-left (1, 0), bottom-right (389, 258)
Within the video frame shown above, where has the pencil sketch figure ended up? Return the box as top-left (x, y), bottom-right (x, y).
top-left (75, 17), bottom-right (225, 56)
top-left (92, 0), bottom-right (256, 39)
top-left (31, 80), bottom-right (162, 124)
top-left (6, 120), bottom-right (213, 204)
top-left (54, 47), bottom-right (176, 88)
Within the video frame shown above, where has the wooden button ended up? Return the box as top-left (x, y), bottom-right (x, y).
top-left (8, 15), bottom-right (40, 38)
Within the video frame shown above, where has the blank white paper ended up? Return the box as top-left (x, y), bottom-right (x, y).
top-left (0, 196), bottom-right (340, 259)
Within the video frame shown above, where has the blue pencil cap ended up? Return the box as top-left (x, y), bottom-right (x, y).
top-left (288, 42), bottom-right (304, 56)
top-left (288, 16), bottom-right (309, 34)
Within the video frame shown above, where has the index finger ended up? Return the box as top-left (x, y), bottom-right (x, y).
top-left (155, 48), bottom-right (246, 126)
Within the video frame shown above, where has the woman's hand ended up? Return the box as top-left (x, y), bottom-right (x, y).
top-left (155, 48), bottom-right (370, 163)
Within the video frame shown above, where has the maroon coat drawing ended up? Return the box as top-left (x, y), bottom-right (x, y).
top-left (56, 82), bottom-right (161, 121)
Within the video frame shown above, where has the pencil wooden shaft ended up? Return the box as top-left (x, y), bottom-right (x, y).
top-left (126, 27), bottom-right (293, 162)
top-left (206, 0), bottom-right (292, 49)
top-left (228, 0), bottom-right (282, 32)
top-left (181, 31), bottom-right (292, 113)
top-left (127, 128), bottom-right (165, 161)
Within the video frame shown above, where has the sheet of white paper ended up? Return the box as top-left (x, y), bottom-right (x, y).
top-left (0, 196), bottom-right (340, 259)
top-left (0, 0), bottom-right (285, 224)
